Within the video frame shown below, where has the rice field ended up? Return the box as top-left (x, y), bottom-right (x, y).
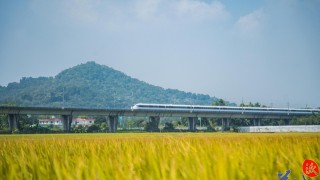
top-left (0, 133), bottom-right (319, 180)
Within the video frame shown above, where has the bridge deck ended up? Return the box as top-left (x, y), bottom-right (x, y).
top-left (0, 106), bottom-right (318, 119)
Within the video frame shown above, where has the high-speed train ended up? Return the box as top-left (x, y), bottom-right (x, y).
top-left (131, 103), bottom-right (319, 115)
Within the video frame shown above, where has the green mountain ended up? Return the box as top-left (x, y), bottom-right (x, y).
top-left (0, 61), bottom-right (220, 108)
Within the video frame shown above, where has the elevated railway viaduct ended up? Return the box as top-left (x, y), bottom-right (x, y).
top-left (0, 104), bottom-right (319, 133)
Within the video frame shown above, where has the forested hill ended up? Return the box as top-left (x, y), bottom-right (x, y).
top-left (0, 61), bottom-right (220, 108)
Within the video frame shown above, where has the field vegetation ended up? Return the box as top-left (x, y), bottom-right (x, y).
top-left (0, 133), bottom-right (319, 179)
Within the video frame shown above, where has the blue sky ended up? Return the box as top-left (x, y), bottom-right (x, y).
top-left (0, 0), bottom-right (319, 108)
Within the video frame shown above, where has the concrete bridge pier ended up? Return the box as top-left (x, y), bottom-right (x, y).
top-left (8, 114), bottom-right (19, 132)
top-left (253, 119), bottom-right (261, 126)
top-left (221, 118), bottom-right (230, 131)
top-left (62, 115), bottom-right (73, 132)
top-left (188, 117), bottom-right (197, 132)
top-left (147, 116), bottom-right (160, 132)
top-left (284, 119), bottom-right (290, 125)
top-left (107, 116), bottom-right (118, 133)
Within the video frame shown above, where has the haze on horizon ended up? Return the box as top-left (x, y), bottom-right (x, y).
top-left (0, 0), bottom-right (319, 108)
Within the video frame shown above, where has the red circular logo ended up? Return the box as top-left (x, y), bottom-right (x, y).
top-left (302, 159), bottom-right (319, 178)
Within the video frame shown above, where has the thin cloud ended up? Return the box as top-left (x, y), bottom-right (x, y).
top-left (61, 0), bottom-right (100, 24)
top-left (58, 0), bottom-right (230, 26)
top-left (175, 0), bottom-right (229, 21)
top-left (236, 9), bottom-right (265, 34)
top-left (134, 0), bottom-right (161, 21)
top-left (133, 0), bottom-right (230, 23)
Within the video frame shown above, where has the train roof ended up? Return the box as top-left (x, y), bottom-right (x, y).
top-left (133, 103), bottom-right (320, 112)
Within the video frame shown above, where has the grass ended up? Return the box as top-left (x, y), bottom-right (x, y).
top-left (0, 133), bottom-right (319, 180)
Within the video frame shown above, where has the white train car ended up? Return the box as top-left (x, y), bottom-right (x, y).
top-left (131, 103), bottom-right (319, 115)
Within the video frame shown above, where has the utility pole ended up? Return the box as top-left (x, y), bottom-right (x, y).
top-left (113, 91), bottom-right (116, 109)
top-left (62, 87), bottom-right (65, 108)
top-left (131, 91), bottom-right (134, 106)
top-left (58, 87), bottom-right (65, 108)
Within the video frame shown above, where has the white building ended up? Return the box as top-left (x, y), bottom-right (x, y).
top-left (38, 118), bottom-right (62, 126)
top-left (72, 118), bottom-right (95, 127)
top-left (38, 118), bottom-right (95, 127)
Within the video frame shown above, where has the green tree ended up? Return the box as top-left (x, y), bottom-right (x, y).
top-left (100, 122), bottom-right (108, 132)
top-left (86, 124), bottom-right (100, 133)
top-left (133, 119), bottom-right (145, 129)
top-left (254, 102), bottom-right (261, 107)
top-left (74, 125), bottom-right (86, 133)
top-left (212, 99), bottom-right (226, 106)
top-left (207, 118), bottom-right (219, 131)
top-left (162, 122), bottom-right (175, 132)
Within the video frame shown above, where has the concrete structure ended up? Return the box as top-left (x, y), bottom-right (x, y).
top-left (238, 125), bottom-right (320, 132)
top-left (147, 116), bottom-right (160, 132)
top-left (253, 119), bottom-right (261, 126)
top-left (1, 105), bottom-right (319, 133)
top-left (221, 119), bottom-right (230, 131)
top-left (188, 117), bottom-right (197, 131)
top-left (62, 115), bottom-right (72, 132)
top-left (7, 114), bottom-right (19, 132)
top-left (107, 116), bottom-right (118, 133)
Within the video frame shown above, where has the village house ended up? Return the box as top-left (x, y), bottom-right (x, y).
top-left (38, 117), bottom-right (95, 128)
